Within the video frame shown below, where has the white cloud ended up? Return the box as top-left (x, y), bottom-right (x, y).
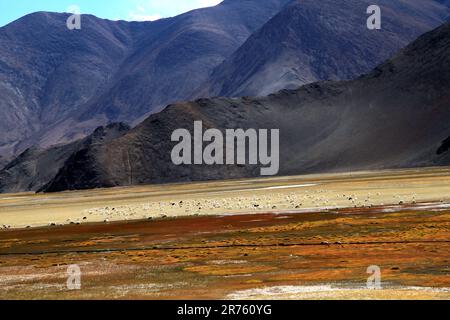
top-left (127, 0), bottom-right (223, 22)
top-left (195, 0), bottom-right (223, 8)
top-left (128, 12), bottom-right (162, 21)
top-left (127, 2), bottom-right (161, 21)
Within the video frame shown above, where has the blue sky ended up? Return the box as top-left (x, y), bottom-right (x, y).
top-left (0, 0), bottom-right (223, 27)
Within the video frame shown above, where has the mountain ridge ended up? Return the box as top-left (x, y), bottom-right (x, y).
top-left (0, 123), bottom-right (130, 193)
top-left (0, 0), bottom-right (291, 159)
top-left (196, 0), bottom-right (450, 98)
top-left (39, 21), bottom-right (450, 192)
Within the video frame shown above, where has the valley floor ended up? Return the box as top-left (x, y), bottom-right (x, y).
top-left (0, 167), bottom-right (449, 299)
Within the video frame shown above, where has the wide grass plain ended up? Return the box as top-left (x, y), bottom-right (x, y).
top-left (0, 167), bottom-right (449, 299)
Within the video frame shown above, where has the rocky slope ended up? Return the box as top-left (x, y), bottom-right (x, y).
top-left (41, 21), bottom-right (450, 192)
top-left (0, 123), bottom-right (130, 193)
top-left (0, 0), bottom-right (290, 158)
top-left (197, 0), bottom-right (450, 97)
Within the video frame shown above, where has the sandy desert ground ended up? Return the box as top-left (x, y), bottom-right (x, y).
top-left (0, 167), bottom-right (449, 299)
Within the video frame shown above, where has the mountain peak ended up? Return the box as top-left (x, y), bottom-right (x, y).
top-left (196, 0), bottom-right (449, 98)
top-left (0, 0), bottom-right (290, 162)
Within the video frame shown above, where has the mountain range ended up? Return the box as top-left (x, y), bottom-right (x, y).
top-left (0, 0), bottom-right (449, 193)
top-left (0, 0), bottom-right (290, 159)
top-left (38, 21), bottom-right (450, 192)
top-left (197, 0), bottom-right (450, 97)
top-left (0, 0), bottom-right (448, 164)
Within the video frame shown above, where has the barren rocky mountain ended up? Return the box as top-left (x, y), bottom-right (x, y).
top-left (0, 156), bottom-right (11, 171)
top-left (197, 0), bottom-right (450, 98)
top-left (0, 12), bottom-right (136, 157)
top-left (0, 0), bottom-right (290, 159)
top-left (0, 123), bottom-right (130, 193)
top-left (1, 0), bottom-right (449, 163)
top-left (40, 21), bottom-right (450, 192)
